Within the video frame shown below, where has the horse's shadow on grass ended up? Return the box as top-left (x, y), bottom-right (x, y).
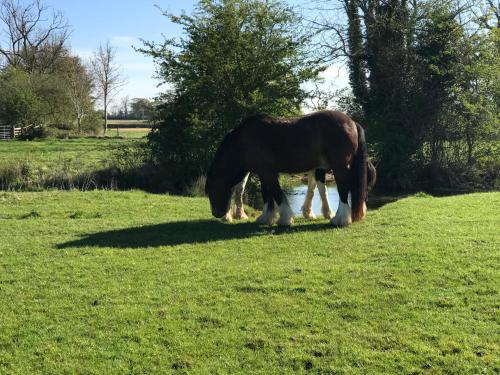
top-left (57, 220), bottom-right (335, 249)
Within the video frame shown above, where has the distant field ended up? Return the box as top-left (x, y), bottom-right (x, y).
top-left (0, 191), bottom-right (498, 373)
top-left (0, 137), bottom-right (142, 170)
top-left (112, 128), bottom-right (151, 138)
top-left (107, 119), bottom-right (152, 127)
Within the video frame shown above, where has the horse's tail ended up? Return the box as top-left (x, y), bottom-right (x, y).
top-left (351, 122), bottom-right (368, 222)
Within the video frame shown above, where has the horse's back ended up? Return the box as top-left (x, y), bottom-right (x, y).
top-left (236, 110), bottom-right (358, 174)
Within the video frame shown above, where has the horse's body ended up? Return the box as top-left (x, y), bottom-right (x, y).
top-left (206, 110), bottom-right (374, 227)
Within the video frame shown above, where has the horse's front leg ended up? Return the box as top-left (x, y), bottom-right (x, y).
top-left (316, 168), bottom-right (334, 220)
top-left (268, 174), bottom-right (294, 226)
top-left (233, 172), bottom-right (250, 220)
top-left (301, 171), bottom-right (317, 219)
top-left (255, 178), bottom-right (278, 225)
top-left (330, 172), bottom-right (352, 227)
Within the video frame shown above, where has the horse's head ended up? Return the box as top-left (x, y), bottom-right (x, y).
top-left (205, 131), bottom-right (245, 219)
top-left (205, 171), bottom-right (233, 218)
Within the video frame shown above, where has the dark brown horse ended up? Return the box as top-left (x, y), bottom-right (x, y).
top-left (205, 110), bottom-right (375, 227)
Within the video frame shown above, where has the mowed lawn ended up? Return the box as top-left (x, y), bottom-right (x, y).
top-left (0, 191), bottom-right (498, 373)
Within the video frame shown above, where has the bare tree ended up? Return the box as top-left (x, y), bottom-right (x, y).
top-left (120, 95), bottom-right (130, 118)
top-left (304, 81), bottom-right (338, 111)
top-left (0, 0), bottom-right (70, 73)
top-left (90, 40), bottom-right (125, 135)
top-left (59, 56), bottom-right (94, 133)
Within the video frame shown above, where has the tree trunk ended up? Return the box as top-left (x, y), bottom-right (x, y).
top-left (104, 93), bottom-right (108, 136)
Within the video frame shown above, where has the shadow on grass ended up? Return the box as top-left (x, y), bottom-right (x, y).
top-left (57, 219), bottom-right (335, 249)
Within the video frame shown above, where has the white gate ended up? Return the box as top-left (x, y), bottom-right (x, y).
top-left (0, 125), bottom-right (21, 140)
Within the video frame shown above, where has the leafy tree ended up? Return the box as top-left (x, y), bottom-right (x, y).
top-left (318, 0), bottom-right (499, 190)
top-left (139, 0), bottom-right (320, 190)
top-left (130, 98), bottom-right (156, 120)
top-left (0, 67), bottom-right (46, 127)
top-left (58, 55), bottom-right (95, 133)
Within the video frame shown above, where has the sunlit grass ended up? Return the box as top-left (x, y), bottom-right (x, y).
top-left (0, 191), bottom-right (498, 373)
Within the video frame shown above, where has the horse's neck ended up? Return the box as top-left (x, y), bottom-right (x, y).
top-left (216, 137), bottom-right (245, 184)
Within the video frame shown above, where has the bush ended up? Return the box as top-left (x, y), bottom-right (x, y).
top-left (140, 0), bottom-right (320, 192)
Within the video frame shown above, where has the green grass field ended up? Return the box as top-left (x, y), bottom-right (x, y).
top-left (0, 137), bottom-right (148, 190)
top-left (0, 137), bottom-right (143, 170)
top-left (0, 191), bottom-right (498, 373)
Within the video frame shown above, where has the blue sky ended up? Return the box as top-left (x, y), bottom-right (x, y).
top-left (45, 0), bottom-right (197, 102)
top-left (45, 0), bottom-right (348, 107)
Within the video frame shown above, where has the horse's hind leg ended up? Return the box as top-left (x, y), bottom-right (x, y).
top-left (316, 168), bottom-right (334, 220)
top-left (330, 171), bottom-right (352, 227)
top-left (233, 172), bottom-right (249, 220)
top-left (301, 171), bottom-right (317, 219)
top-left (255, 178), bottom-right (278, 225)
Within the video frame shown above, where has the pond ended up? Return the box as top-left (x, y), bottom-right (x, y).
top-left (284, 184), bottom-right (398, 217)
top-left (284, 184), bottom-right (339, 217)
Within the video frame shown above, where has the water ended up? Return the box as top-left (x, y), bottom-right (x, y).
top-left (284, 184), bottom-right (400, 216)
top-left (285, 184), bottom-right (340, 217)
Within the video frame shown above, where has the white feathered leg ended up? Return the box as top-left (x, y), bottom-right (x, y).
top-left (301, 171), bottom-right (316, 219)
top-left (318, 181), bottom-right (334, 220)
top-left (277, 197), bottom-right (294, 226)
top-left (330, 201), bottom-right (352, 227)
top-left (256, 202), bottom-right (278, 225)
top-left (233, 173), bottom-right (249, 220)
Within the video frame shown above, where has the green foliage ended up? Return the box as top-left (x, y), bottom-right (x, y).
top-left (130, 98), bottom-right (157, 120)
top-left (0, 68), bottom-right (46, 126)
top-left (139, 0), bottom-right (320, 190)
top-left (343, 0), bottom-right (499, 191)
top-left (0, 191), bottom-right (498, 372)
top-left (0, 42), bottom-right (97, 136)
top-left (0, 63), bottom-right (99, 137)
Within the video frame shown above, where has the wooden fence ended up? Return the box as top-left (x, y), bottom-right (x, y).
top-left (0, 125), bottom-right (22, 140)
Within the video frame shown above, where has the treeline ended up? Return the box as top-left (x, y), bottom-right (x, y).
top-left (338, 0), bottom-right (499, 190)
top-left (0, 0), bottom-right (100, 137)
top-left (107, 97), bottom-right (158, 121)
top-left (0, 0), bottom-right (151, 137)
top-left (141, 0), bottom-right (499, 192)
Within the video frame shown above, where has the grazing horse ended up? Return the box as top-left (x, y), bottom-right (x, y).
top-left (206, 110), bottom-right (374, 227)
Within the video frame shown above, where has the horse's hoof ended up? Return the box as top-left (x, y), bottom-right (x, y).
top-left (324, 211), bottom-right (334, 220)
top-left (222, 212), bottom-right (233, 223)
top-left (256, 213), bottom-right (276, 225)
top-left (255, 216), bottom-right (266, 224)
top-left (234, 210), bottom-right (249, 220)
top-left (277, 217), bottom-right (294, 227)
top-left (330, 215), bottom-right (351, 227)
top-left (322, 208), bottom-right (334, 220)
top-left (302, 208), bottom-right (316, 220)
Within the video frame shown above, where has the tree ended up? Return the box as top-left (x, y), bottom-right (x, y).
top-left (139, 0), bottom-right (320, 190)
top-left (120, 95), bottom-right (130, 119)
top-left (0, 67), bottom-right (45, 127)
top-left (313, 0), bottom-right (499, 190)
top-left (58, 55), bottom-right (94, 133)
top-left (0, 0), bottom-right (70, 73)
top-left (130, 98), bottom-right (156, 120)
top-left (90, 41), bottom-right (125, 135)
